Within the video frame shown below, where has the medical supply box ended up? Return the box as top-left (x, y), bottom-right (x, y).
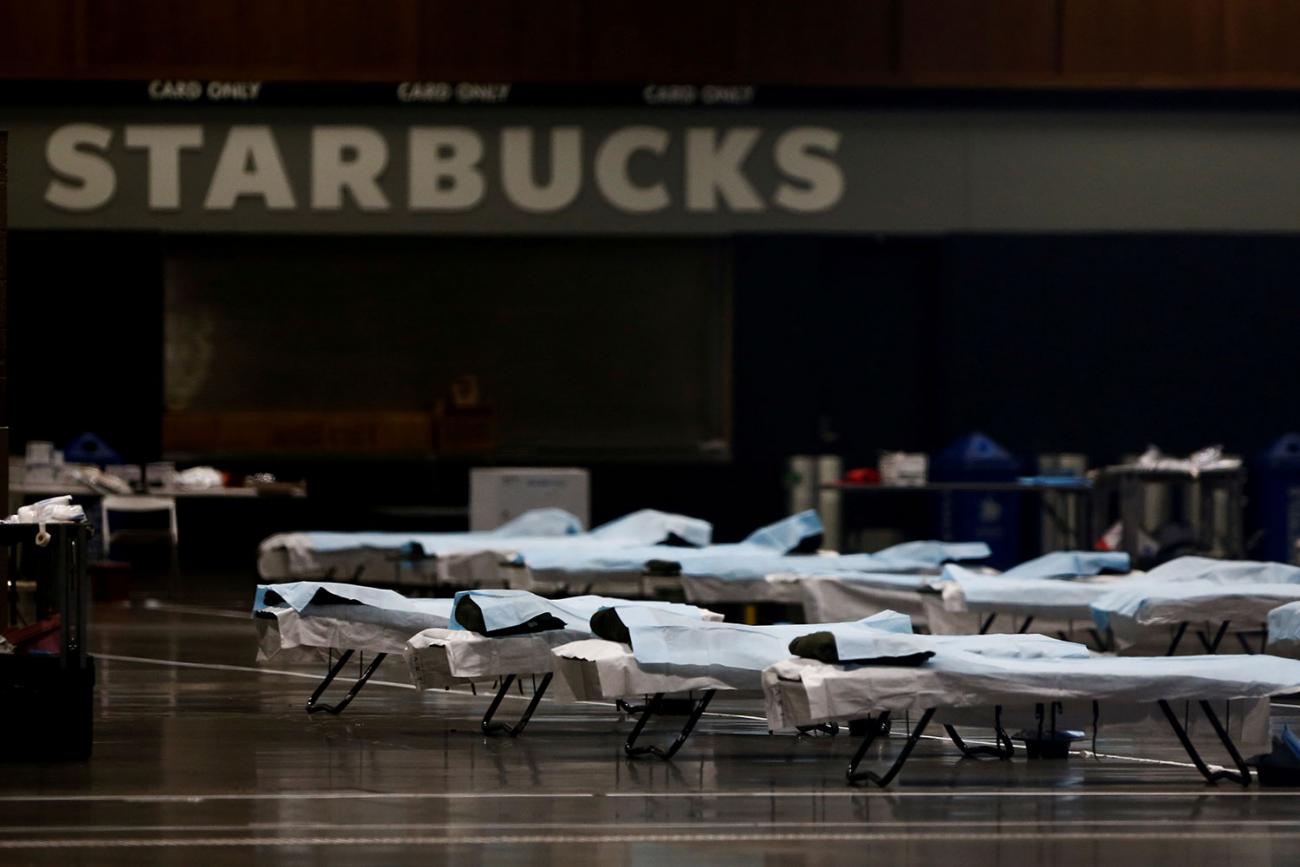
top-left (470, 467), bottom-right (591, 531)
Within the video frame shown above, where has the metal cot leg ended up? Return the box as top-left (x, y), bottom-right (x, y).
top-left (481, 673), bottom-right (554, 737)
top-left (306, 650), bottom-right (388, 715)
top-left (624, 691), bottom-right (716, 760)
top-left (1165, 622), bottom-right (1190, 656)
top-left (1156, 699), bottom-right (1251, 786)
top-left (847, 708), bottom-right (936, 787)
top-left (945, 706), bottom-right (1014, 760)
top-left (1196, 621), bottom-right (1232, 654)
top-left (796, 722), bottom-right (840, 737)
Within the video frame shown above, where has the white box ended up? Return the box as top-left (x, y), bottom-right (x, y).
top-left (24, 441), bottom-right (53, 466)
top-left (880, 452), bottom-right (928, 487)
top-left (470, 467), bottom-right (590, 531)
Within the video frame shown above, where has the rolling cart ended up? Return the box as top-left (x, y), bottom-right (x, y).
top-left (0, 522), bottom-right (94, 761)
top-left (1091, 466), bottom-right (1246, 565)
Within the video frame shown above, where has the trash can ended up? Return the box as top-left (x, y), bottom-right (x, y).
top-left (932, 432), bottom-right (1021, 569)
top-left (1254, 433), bottom-right (1300, 564)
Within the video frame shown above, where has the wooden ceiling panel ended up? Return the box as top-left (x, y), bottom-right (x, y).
top-left (586, 0), bottom-right (745, 83)
top-left (1224, 0), bottom-right (1300, 81)
top-left (418, 0), bottom-right (582, 82)
top-left (0, 0), bottom-right (78, 77)
top-left (81, 0), bottom-right (321, 79)
top-left (900, 0), bottom-right (1059, 83)
top-left (1062, 0), bottom-right (1226, 84)
top-left (740, 0), bottom-right (895, 85)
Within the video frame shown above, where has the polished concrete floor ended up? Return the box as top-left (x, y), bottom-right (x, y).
top-left (4, 597), bottom-right (1300, 865)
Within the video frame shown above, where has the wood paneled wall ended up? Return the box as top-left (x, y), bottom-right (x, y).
top-left (0, 131), bottom-right (7, 432)
top-left (3, 0), bottom-right (1300, 88)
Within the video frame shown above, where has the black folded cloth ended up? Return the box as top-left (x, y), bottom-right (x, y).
top-left (788, 631), bottom-right (934, 667)
top-left (453, 595), bottom-right (566, 637)
top-left (590, 607), bottom-right (631, 644)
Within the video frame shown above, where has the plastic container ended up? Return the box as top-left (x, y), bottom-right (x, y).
top-left (1012, 728), bottom-right (1084, 760)
top-left (931, 432), bottom-right (1021, 569)
top-left (1254, 433), bottom-right (1300, 564)
top-left (63, 432), bottom-right (122, 466)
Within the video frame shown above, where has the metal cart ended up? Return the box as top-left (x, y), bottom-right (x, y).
top-left (1090, 466), bottom-right (1246, 565)
top-left (0, 522), bottom-right (94, 761)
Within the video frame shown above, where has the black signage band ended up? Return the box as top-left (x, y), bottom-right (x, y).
top-left (1, 79), bottom-right (1298, 111)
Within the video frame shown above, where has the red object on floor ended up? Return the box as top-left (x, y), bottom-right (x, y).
top-left (3, 615), bottom-right (61, 654)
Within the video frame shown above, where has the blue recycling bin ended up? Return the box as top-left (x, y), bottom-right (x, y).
top-left (1254, 433), bottom-right (1300, 564)
top-left (932, 432), bottom-right (1021, 569)
top-left (63, 432), bottom-right (123, 466)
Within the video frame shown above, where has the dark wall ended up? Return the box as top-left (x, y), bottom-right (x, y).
top-left (0, 131), bottom-right (7, 434)
top-left (164, 236), bottom-right (731, 456)
top-left (8, 231), bottom-right (163, 462)
top-left (8, 228), bottom-right (1300, 545)
top-left (935, 235), bottom-right (1300, 463)
top-left (733, 235), bottom-right (943, 464)
top-left (735, 233), bottom-right (1300, 471)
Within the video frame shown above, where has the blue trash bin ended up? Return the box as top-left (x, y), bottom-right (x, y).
top-left (1254, 433), bottom-right (1300, 565)
top-left (932, 432), bottom-right (1021, 569)
top-left (63, 432), bottom-right (123, 466)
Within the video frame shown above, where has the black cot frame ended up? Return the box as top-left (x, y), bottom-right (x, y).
top-left (621, 691), bottom-right (717, 760)
top-left (480, 672), bottom-right (554, 737)
top-left (1164, 620), bottom-right (1268, 656)
top-left (977, 611), bottom-right (1111, 652)
top-left (618, 694), bottom-right (1013, 764)
top-left (619, 691), bottom-right (844, 761)
top-left (305, 646), bottom-right (552, 736)
top-left (844, 699), bottom-right (1254, 787)
top-left (305, 648), bottom-right (388, 715)
top-left (1156, 699), bottom-right (1252, 785)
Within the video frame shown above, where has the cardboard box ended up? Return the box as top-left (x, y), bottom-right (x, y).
top-left (470, 467), bottom-right (590, 531)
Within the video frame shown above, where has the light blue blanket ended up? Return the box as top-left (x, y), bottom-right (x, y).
top-left (524, 517), bottom-right (990, 582)
top-left (1269, 601), bottom-right (1300, 650)
top-left (774, 650), bottom-right (1300, 711)
top-left (935, 570), bottom-right (1126, 618)
top-left (997, 550), bottom-right (1130, 581)
top-left (1143, 556), bottom-right (1300, 585)
top-left (520, 511), bottom-right (826, 574)
top-left (586, 509), bottom-right (712, 548)
top-left (448, 589), bottom-right (716, 634)
top-left (1092, 579), bottom-right (1300, 639)
top-left (291, 507), bottom-right (709, 555)
top-left (619, 607), bottom-right (1089, 672)
top-left (680, 540), bottom-right (993, 582)
top-left (253, 581), bottom-right (455, 633)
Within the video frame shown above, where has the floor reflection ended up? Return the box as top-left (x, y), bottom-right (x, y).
top-left (2, 603), bottom-right (1299, 865)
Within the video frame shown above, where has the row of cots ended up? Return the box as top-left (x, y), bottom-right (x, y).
top-left (255, 568), bottom-right (1300, 786)
top-left (258, 509), bottom-right (1300, 654)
